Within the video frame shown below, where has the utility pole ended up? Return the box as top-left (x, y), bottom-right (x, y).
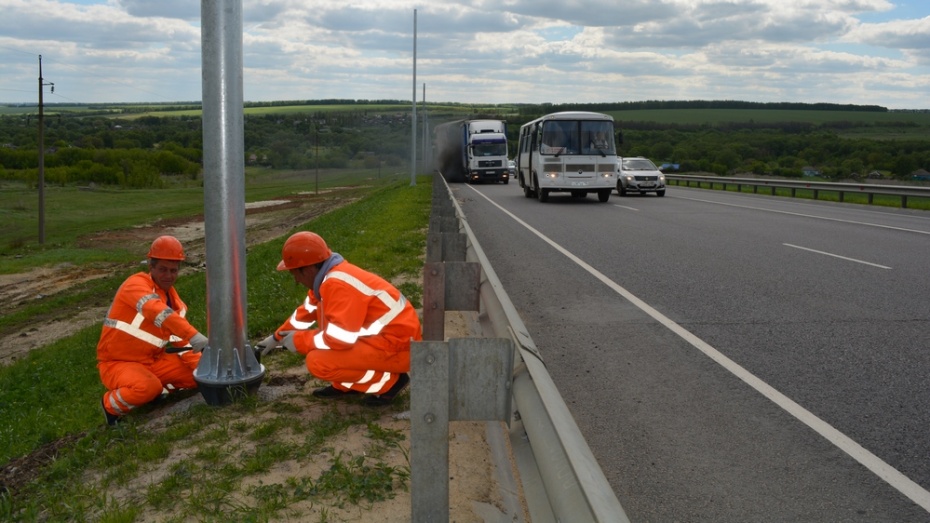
top-left (422, 83), bottom-right (429, 171)
top-left (410, 9), bottom-right (417, 187)
top-left (37, 55), bottom-right (54, 244)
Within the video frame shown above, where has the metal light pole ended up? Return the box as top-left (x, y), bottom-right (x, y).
top-left (195, 0), bottom-right (265, 405)
top-left (410, 9), bottom-right (417, 186)
top-left (422, 83), bottom-right (429, 171)
top-left (37, 55), bottom-right (53, 244)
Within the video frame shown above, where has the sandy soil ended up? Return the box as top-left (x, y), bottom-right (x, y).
top-left (0, 189), bottom-right (527, 521)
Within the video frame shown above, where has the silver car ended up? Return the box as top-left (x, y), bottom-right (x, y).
top-left (617, 157), bottom-right (666, 197)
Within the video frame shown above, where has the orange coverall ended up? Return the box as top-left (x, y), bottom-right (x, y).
top-left (273, 260), bottom-right (421, 394)
top-left (98, 272), bottom-right (202, 416)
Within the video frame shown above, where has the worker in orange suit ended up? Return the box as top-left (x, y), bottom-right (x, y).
top-left (97, 235), bottom-right (209, 426)
top-left (256, 231), bottom-right (421, 406)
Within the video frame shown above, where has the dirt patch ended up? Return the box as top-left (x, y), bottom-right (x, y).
top-left (0, 193), bottom-right (350, 366)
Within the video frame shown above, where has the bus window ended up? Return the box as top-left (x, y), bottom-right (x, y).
top-left (541, 120), bottom-right (579, 155)
top-left (582, 121), bottom-right (615, 155)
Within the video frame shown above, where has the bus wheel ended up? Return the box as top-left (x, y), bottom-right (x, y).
top-left (537, 185), bottom-right (549, 202)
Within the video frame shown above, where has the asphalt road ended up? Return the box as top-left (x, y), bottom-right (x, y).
top-left (451, 182), bottom-right (930, 522)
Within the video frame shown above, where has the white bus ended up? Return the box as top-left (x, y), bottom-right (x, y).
top-left (515, 111), bottom-right (620, 203)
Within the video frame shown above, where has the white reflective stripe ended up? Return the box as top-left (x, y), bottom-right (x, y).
top-left (314, 331), bottom-right (330, 349)
top-left (322, 271), bottom-right (408, 341)
top-left (366, 320), bottom-right (385, 335)
top-left (326, 322), bottom-right (359, 344)
top-left (288, 297), bottom-right (318, 330)
top-left (110, 390), bottom-right (136, 415)
top-left (136, 293), bottom-right (159, 313)
top-left (154, 308), bottom-right (173, 328)
top-left (341, 370), bottom-right (376, 389)
top-left (342, 371), bottom-right (391, 394)
top-left (104, 317), bottom-right (169, 348)
top-left (366, 372), bottom-right (392, 394)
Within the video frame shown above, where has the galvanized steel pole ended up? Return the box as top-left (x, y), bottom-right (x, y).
top-left (410, 9), bottom-right (417, 187)
top-left (195, 0), bottom-right (264, 404)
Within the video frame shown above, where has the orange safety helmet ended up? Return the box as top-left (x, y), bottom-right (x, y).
top-left (277, 231), bottom-right (332, 271)
top-left (147, 235), bottom-right (185, 261)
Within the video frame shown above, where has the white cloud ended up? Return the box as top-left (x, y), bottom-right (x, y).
top-left (0, 0), bottom-right (927, 108)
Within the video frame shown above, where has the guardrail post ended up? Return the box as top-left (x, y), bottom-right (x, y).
top-left (410, 340), bottom-right (450, 520)
top-left (423, 174), bottom-right (480, 341)
top-left (411, 338), bottom-right (515, 522)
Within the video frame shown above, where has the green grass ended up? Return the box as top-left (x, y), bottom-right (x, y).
top-left (0, 166), bottom-right (403, 272)
top-left (0, 175), bottom-right (430, 521)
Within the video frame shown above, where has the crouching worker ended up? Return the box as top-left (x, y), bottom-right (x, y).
top-left (257, 231), bottom-right (421, 406)
top-left (97, 235), bottom-right (209, 426)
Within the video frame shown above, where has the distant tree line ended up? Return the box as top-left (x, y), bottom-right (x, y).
top-left (1, 100), bottom-right (927, 188)
top-left (0, 109), bottom-right (414, 187)
top-left (616, 127), bottom-right (928, 179)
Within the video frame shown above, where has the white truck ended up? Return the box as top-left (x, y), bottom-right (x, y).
top-left (515, 111), bottom-right (620, 203)
top-left (434, 119), bottom-right (510, 184)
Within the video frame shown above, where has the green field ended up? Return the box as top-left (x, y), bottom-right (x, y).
top-left (607, 108), bottom-right (930, 126)
top-left (0, 166), bottom-right (407, 272)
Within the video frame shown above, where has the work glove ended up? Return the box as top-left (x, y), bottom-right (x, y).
top-left (255, 334), bottom-right (280, 356)
top-left (279, 331), bottom-right (298, 353)
top-left (189, 332), bottom-right (209, 353)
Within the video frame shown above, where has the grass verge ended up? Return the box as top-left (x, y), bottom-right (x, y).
top-left (0, 175), bottom-right (431, 522)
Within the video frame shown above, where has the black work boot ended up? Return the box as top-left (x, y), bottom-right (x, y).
top-left (312, 385), bottom-right (362, 399)
top-left (101, 398), bottom-right (122, 427)
top-left (364, 373), bottom-right (409, 407)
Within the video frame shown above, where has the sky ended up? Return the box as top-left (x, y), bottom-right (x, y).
top-left (1, 0), bottom-right (929, 109)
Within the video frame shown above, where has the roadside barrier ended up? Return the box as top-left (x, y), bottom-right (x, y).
top-left (418, 173), bottom-right (630, 522)
top-left (666, 174), bottom-right (930, 208)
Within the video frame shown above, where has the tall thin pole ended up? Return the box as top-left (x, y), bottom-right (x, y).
top-left (195, 0), bottom-right (264, 404)
top-left (410, 9), bottom-right (417, 186)
top-left (37, 56), bottom-right (46, 244)
top-left (422, 83), bottom-right (428, 169)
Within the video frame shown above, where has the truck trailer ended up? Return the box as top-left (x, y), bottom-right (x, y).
top-left (434, 119), bottom-right (509, 184)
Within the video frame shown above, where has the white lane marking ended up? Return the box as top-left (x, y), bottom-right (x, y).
top-left (613, 204), bottom-right (640, 211)
top-left (468, 184), bottom-right (930, 513)
top-left (784, 243), bottom-right (892, 269)
top-left (678, 196), bottom-right (930, 236)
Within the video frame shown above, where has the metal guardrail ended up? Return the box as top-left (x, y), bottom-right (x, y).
top-left (666, 174), bottom-right (930, 208)
top-left (430, 174), bottom-right (630, 523)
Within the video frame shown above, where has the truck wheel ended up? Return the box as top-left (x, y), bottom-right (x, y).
top-left (503, 178), bottom-right (509, 185)
top-left (538, 188), bottom-right (549, 202)
top-left (656, 189), bottom-right (666, 197)
top-left (523, 185), bottom-right (534, 198)
top-left (598, 189), bottom-right (611, 202)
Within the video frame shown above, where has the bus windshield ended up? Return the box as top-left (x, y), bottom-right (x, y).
top-left (540, 120), bottom-right (615, 156)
